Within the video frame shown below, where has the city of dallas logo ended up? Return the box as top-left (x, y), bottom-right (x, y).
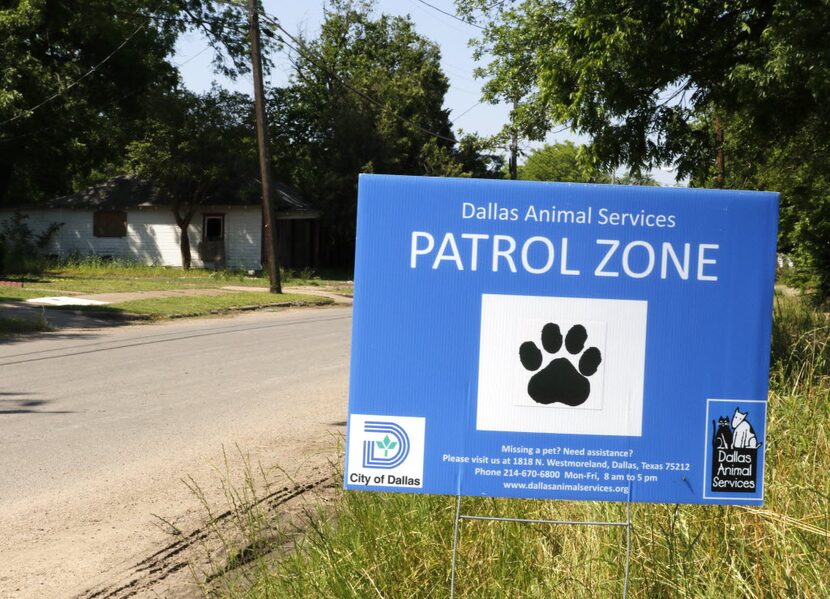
top-left (347, 415), bottom-right (425, 488)
top-left (362, 420), bottom-right (410, 468)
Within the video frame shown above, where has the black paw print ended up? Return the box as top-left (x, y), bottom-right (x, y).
top-left (519, 323), bottom-right (602, 406)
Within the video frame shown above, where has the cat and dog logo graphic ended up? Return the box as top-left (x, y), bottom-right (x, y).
top-left (710, 407), bottom-right (763, 493)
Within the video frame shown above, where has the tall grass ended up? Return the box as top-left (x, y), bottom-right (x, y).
top-left (226, 294), bottom-right (829, 599)
top-left (45, 255), bottom-right (266, 282)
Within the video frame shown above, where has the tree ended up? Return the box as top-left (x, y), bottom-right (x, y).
top-left (460, 0), bottom-right (830, 176)
top-left (267, 0), bottom-right (475, 265)
top-left (517, 142), bottom-right (656, 185)
top-left (695, 115), bottom-right (830, 300)
top-left (125, 89), bottom-right (257, 269)
top-left (455, 134), bottom-right (506, 180)
top-left (0, 0), bottom-right (257, 207)
top-left (518, 142), bottom-right (610, 183)
top-left (459, 0), bottom-right (830, 299)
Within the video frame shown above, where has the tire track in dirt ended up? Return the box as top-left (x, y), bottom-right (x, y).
top-left (77, 474), bottom-right (335, 599)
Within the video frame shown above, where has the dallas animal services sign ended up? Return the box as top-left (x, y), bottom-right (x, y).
top-left (344, 175), bottom-right (778, 505)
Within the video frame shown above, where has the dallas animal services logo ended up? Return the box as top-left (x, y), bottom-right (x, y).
top-left (346, 414), bottom-right (425, 489)
top-left (703, 399), bottom-right (767, 499)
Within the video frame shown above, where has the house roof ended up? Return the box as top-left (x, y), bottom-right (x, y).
top-left (32, 175), bottom-right (318, 215)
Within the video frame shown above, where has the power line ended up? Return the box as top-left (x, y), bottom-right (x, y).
top-left (1, 13), bottom-right (154, 127)
top-left (174, 44), bottom-right (213, 68)
top-left (3, 5), bottom-right (481, 147)
top-left (413, 0), bottom-right (485, 30)
top-left (261, 13), bottom-right (459, 145)
top-left (1, 2), bottom-right (250, 130)
top-left (111, 8), bottom-right (242, 32)
top-left (0, 42), bottom-right (215, 143)
top-left (483, 0), bottom-right (511, 10)
top-left (451, 101), bottom-right (482, 124)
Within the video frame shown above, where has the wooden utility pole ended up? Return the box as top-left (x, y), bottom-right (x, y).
top-left (248, 0), bottom-right (281, 293)
top-left (509, 99), bottom-right (519, 180)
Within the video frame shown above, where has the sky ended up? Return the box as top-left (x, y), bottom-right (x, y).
top-left (174, 0), bottom-right (682, 185)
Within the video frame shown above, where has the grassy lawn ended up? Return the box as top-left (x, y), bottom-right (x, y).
top-left (212, 294), bottom-right (830, 598)
top-left (4, 258), bottom-right (352, 295)
top-left (23, 275), bottom-right (248, 294)
top-left (0, 259), bottom-right (346, 324)
top-left (113, 292), bottom-right (334, 318)
top-left (324, 285), bottom-right (355, 297)
top-left (54, 292), bottom-right (334, 320)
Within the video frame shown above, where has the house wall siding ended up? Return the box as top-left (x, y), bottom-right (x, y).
top-left (223, 208), bottom-right (262, 270)
top-left (0, 206), bottom-right (263, 270)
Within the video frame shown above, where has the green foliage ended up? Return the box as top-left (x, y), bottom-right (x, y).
top-left (518, 141), bottom-right (610, 183)
top-left (770, 293), bottom-right (829, 392)
top-left (126, 88), bottom-right (256, 210)
top-left (268, 0), bottom-right (492, 265)
top-left (0, 287), bottom-right (56, 302)
top-left (0, 314), bottom-right (52, 336)
top-left (0, 256), bottom-right (350, 296)
top-left (460, 0), bottom-right (830, 177)
top-left (125, 87), bottom-right (256, 268)
top-left (617, 171), bottom-right (659, 187)
top-left (695, 116), bottom-right (830, 302)
top-left (99, 292), bottom-right (332, 319)
top-left (517, 141), bottom-right (655, 185)
top-left (0, 211), bottom-right (62, 273)
top-left (0, 0), bottom-right (175, 205)
top-left (455, 134), bottom-right (505, 179)
top-left (0, 0), bottom-right (257, 207)
top-left (460, 0), bottom-right (830, 299)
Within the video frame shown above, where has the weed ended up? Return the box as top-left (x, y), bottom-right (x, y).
top-left (157, 446), bottom-right (336, 598)
top-left (0, 312), bottom-right (51, 336)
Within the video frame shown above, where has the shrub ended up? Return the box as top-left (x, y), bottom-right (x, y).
top-left (0, 211), bottom-right (63, 274)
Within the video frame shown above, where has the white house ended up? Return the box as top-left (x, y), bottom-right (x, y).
top-left (0, 175), bottom-right (321, 270)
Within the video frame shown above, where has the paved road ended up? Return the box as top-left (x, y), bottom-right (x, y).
top-left (0, 307), bottom-right (352, 598)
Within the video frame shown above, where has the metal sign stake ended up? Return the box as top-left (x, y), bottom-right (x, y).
top-left (449, 496), bottom-right (632, 599)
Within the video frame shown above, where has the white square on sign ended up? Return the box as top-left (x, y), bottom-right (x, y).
top-left (476, 294), bottom-right (647, 436)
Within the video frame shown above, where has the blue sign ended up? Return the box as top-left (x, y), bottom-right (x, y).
top-left (344, 174), bottom-right (778, 505)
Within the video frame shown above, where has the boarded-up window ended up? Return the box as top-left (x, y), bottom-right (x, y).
top-left (203, 214), bottom-right (224, 241)
top-left (93, 210), bottom-right (127, 237)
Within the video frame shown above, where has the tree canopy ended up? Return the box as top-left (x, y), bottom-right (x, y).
top-left (1, 0), bottom-right (506, 272)
top-left (0, 0), bottom-right (255, 206)
top-left (459, 0), bottom-right (830, 178)
top-left (460, 0), bottom-right (830, 300)
top-left (518, 141), bottom-right (609, 183)
top-left (267, 0), bottom-right (487, 264)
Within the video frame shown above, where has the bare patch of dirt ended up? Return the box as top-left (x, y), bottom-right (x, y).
top-left (76, 470), bottom-right (339, 599)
